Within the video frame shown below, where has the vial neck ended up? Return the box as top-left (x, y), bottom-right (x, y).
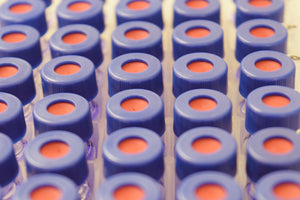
top-left (13, 140), bottom-right (25, 161)
top-left (78, 181), bottom-right (91, 200)
top-left (1, 182), bottom-right (16, 200)
top-left (240, 99), bottom-right (246, 117)
top-left (23, 103), bottom-right (32, 120)
top-left (85, 140), bottom-right (96, 161)
top-left (89, 100), bottom-right (99, 120)
top-left (246, 181), bottom-right (255, 200)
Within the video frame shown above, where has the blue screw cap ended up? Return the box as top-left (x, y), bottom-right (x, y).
top-left (173, 52), bottom-right (227, 97)
top-left (235, 19), bottom-right (287, 62)
top-left (112, 21), bottom-right (163, 60)
top-left (239, 50), bottom-right (295, 98)
top-left (24, 130), bottom-right (88, 185)
top-left (13, 173), bottom-right (78, 200)
top-left (235, 0), bottom-right (284, 26)
top-left (247, 127), bottom-right (300, 182)
top-left (174, 89), bottom-right (232, 137)
top-left (41, 55), bottom-right (97, 102)
top-left (106, 89), bottom-right (165, 135)
top-left (177, 171), bottom-right (242, 200)
top-left (176, 127), bottom-right (237, 179)
top-left (49, 24), bottom-right (102, 67)
top-left (245, 86), bottom-right (300, 134)
top-left (0, 133), bottom-right (18, 187)
top-left (173, 0), bottom-right (220, 26)
top-left (108, 53), bottom-right (163, 96)
top-left (0, 0), bottom-right (47, 35)
top-left (0, 57), bottom-right (35, 105)
top-left (57, 0), bottom-right (104, 33)
top-left (33, 93), bottom-right (93, 141)
top-left (0, 92), bottom-right (26, 143)
top-left (172, 20), bottom-right (223, 60)
top-left (0, 25), bottom-right (42, 68)
top-left (96, 172), bottom-right (162, 200)
top-left (116, 0), bottom-right (162, 28)
top-left (103, 127), bottom-right (164, 180)
top-left (256, 170), bottom-right (300, 200)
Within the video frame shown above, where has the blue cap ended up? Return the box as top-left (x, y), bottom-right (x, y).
top-left (106, 89), bottom-right (165, 135)
top-left (245, 86), bottom-right (300, 134)
top-left (0, 133), bottom-right (18, 187)
top-left (247, 127), bottom-right (300, 182)
top-left (13, 173), bottom-right (78, 200)
top-left (108, 53), bottom-right (163, 96)
top-left (96, 172), bottom-right (162, 200)
top-left (0, 25), bottom-right (42, 68)
top-left (256, 170), bottom-right (300, 200)
top-left (239, 51), bottom-right (295, 98)
top-left (57, 0), bottom-right (104, 33)
top-left (103, 127), bottom-right (164, 180)
top-left (0, 92), bottom-right (26, 143)
top-left (41, 55), bottom-right (98, 102)
top-left (33, 93), bottom-right (93, 141)
top-left (235, 0), bottom-right (284, 26)
top-left (0, 0), bottom-right (47, 35)
top-left (173, 0), bottom-right (220, 26)
top-left (49, 24), bottom-right (102, 67)
top-left (174, 89), bottom-right (232, 137)
top-left (0, 57), bottom-right (35, 105)
top-left (235, 19), bottom-right (287, 62)
top-left (116, 0), bottom-right (163, 28)
top-left (176, 127), bottom-right (236, 179)
top-left (177, 171), bottom-right (242, 200)
top-left (172, 20), bottom-right (223, 60)
top-left (112, 21), bottom-right (162, 60)
top-left (24, 130), bottom-right (88, 185)
top-left (173, 52), bottom-right (227, 97)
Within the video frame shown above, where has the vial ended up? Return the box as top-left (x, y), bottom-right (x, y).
top-left (24, 130), bottom-right (91, 200)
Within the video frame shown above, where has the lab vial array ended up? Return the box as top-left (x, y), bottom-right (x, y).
top-left (0, 0), bottom-right (300, 199)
